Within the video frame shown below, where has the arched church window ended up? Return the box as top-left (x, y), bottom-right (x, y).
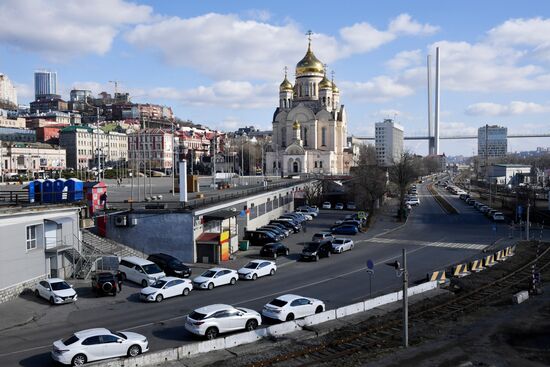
top-left (303, 127), bottom-right (308, 146)
top-left (281, 127), bottom-right (287, 147)
top-left (321, 127), bottom-right (326, 146)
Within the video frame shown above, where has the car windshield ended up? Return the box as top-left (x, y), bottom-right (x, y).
top-left (201, 270), bottom-right (216, 278)
top-left (50, 281), bottom-right (71, 291)
top-left (110, 330), bottom-right (127, 340)
top-left (268, 299), bottom-right (288, 307)
top-left (312, 234), bottom-right (324, 239)
top-left (244, 262), bottom-right (259, 269)
top-left (263, 245), bottom-right (274, 250)
top-left (304, 243), bottom-right (320, 252)
top-left (62, 335), bottom-right (79, 346)
top-left (151, 279), bottom-right (167, 288)
top-left (169, 260), bottom-right (183, 267)
top-left (189, 311), bottom-right (207, 320)
top-left (333, 239), bottom-right (345, 245)
top-left (142, 264), bottom-right (163, 274)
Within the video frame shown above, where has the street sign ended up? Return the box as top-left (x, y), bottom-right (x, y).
top-left (366, 259), bottom-right (374, 270)
top-left (358, 211), bottom-right (367, 219)
top-left (492, 224), bottom-right (497, 232)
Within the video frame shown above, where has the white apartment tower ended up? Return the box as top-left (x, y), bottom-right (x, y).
top-left (0, 73), bottom-right (17, 107)
top-left (375, 119), bottom-right (404, 166)
top-left (478, 125), bottom-right (507, 158)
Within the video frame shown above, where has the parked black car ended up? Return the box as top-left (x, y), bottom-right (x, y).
top-left (270, 219), bottom-right (301, 233)
top-left (259, 225), bottom-right (287, 238)
top-left (256, 229), bottom-right (284, 242)
top-left (300, 240), bottom-right (332, 261)
top-left (91, 272), bottom-right (117, 296)
top-left (260, 242), bottom-right (290, 258)
top-left (245, 230), bottom-right (279, 246)
top-left (147, 253), bottom-right (192, 278)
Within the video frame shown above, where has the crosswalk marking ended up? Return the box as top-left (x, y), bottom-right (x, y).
top-left (362, 237), bottom-right (488, 250)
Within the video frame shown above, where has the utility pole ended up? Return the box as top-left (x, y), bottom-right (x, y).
top-left (212, 131), bottom-right (217, 188)
top-left (402, 248), bottom-right (408, 348)
top-left (527, 201), bottom-right (530, 240)
top-left (0, 139), bottom-right (3, 183)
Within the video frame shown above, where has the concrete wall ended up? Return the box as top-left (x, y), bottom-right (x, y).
top-left (106, 211), bottom-right (195, 263)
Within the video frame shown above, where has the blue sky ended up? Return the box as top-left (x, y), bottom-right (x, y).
top-left (1, 0), bottom-right (550, 156)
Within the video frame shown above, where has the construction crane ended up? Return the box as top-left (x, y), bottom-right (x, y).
top-left (109, 80), bottom-right (121, 95)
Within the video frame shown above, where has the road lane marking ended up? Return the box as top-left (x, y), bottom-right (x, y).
top-left (0, 344), bottom-right (50, 357)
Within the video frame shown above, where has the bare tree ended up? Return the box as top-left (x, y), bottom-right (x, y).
top-left (389, 152), bottom-right (419, 221)
top-left (302, 181), bottom-right (324, 206)
top-left (350, 145), bottom-right (387, 214)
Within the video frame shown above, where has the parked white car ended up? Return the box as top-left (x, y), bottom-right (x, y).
top-left (405, 197), bottom-right (420, 206)
top-left (35, 278), bottom-right (77, 305)
top-left (492, 212), bottom-right (505, 221)
top-left (185, 304), bottom-right (261, 339)
top-left (261, 294), bottom-right (325, 322)
top-left (51, 328), bottom-right (148, 366)
top-left (119, 256), bottom-right (166, 287)
top-left (237, 260), bottom-right (277, 280)
top-left (322, 201), bottom-right (331, 209)
top-left (331, 238), bottom-right (354, 253)
top-left (139, 276), bottom-right (193, 302)
top-left (193, 268), bottom-right (238, 290)
top-left (295, 208), bottom-right (318, 218)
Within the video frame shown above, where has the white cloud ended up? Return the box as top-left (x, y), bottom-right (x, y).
top-left (466, 101), bottom-right (550, 116)
top-left (388, 14), bottom-right (439, 36)
top-left (439, 122), bottom-right (477, 138)
top-left (13, 82), bottom-right (33, 102)
top-left (488, 17), bottom-right (550, 47)
top-left (125, 13), bottom-right (437, 81)
top-left (371, 109), bottom-right (404, 119)
top-left (0, 0), bottom-right (153, 60)
top-left (244, 9), bottom-right (272, 22)
top-left (342, 76), bottom-right (414, 103)
top-left (386, 49), bottom-right (422, 70)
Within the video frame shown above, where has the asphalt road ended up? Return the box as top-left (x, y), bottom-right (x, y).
top-left (0, 181), bottom-right (513, 366)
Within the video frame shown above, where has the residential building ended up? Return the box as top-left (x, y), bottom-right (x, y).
top-left (487, 163), bottom-right (531, 186)
top-left (0, 116), bottom-right (26, 129)
top-left (478, 125), bottom-right (507, 158)
top-left (59, 126), bottom-right (128, 170)
top-left (0, 127), bottom-right (36, 143)
top-left (34, 70), bottom-right (58, 99)
top-left (29, 97), bottom-right (68, 114)
top-left (266, 38), bottom-right (351, 175)
top-left (0, 205), bottom-right (82, 303)
top-left (177, 129), bottom-right (212, 164)
top-left (35, 125), bottom-right (67, 144)
top-left (128, 129), bottom-right (173, 171)
top-left (0, 73), bottom-right (17, 108)
top-left (69, 89), bottom-right (92, 102)
top-left (375, 119), bottom-right (404, 166)
top-left (25, 111), bottom-right (80, 128)
top-left (0, 142), bottom-right (66, 176)
top-left (427, 154), bottom-right (447, 172)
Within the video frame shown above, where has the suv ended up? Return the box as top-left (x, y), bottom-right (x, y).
top-left (312, 232), bottom-right (334, 242)
top-left (119, 256), bottom-right (166, 287)
top-left (301, 241), bottom-right (332, 261)
top-left (245, 230), bottom-right (279, 246)
top-left (91, 272), bottom-right (117, 296)
top-left (260, 242), bottom-right (290, 258)
top-left (147, 253), bottom-right (192, 278)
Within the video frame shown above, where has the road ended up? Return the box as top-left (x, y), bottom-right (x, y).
top-left (0, 181), bottom-right (514, 366)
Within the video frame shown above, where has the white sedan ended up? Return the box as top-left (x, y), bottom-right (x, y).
top-left (192, 268), bottom-right (238, 290)
top-left (331, 238), bottom-right (354, 253)
top-left (185, 304), bottom-right (262, 340)
top-left (51, 328), bottom-right (148, 366)
top-left (261, 294), bottom-right (325, 322)
top-left (238, 260), bottom-right (277, 280)
top-left (139, 276), bottom-right (193, 302)
top-left (35, 278), bottom-right (77, 305)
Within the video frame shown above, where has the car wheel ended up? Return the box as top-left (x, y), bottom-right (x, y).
top-left (49, 296), bottom-right (55, 305)
top-left (315, 306), bottom-right (323, 314)
top-left (230, 278), bottom-right (237, 285)
top-left (245, 319), bottom-right (259, 331)
top-left (71, 353), bottom-right (87, 366)
top-left (285, 249), bottom-right (290, 256)
top-left (286, 313), bottom-right (295, 321)
top-left (252, 273), bottom-right (258, 281)
top-left (141, 280), bottom-right (148, 287)
top-left (350, 244), bottom-right (354, 250)
top-left (273, 253), bottom-right (277, 259)
top-left (207, 282), bottom-right (214, 290)
top-left (127, 344), bottom-right (141, 357)
top-left (34, 289), bottom-right (40, 298)
top-left (155, 294), bottom-right (163, 302)
top-left (205, 327), bottom-right (219, 340)
top-left (270, 269), bottom-right (276, 276)
top-left (182, 288), bottom-right (190, 296)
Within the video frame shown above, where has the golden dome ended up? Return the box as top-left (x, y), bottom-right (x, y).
top-left (296, 42), bottom-right (324, 75)
top-left (319, 74), bottom-right (332, 90)
top-left (292, 120), bottom-right (300, 129)
top-left (332, 81), bottom-right (340, 94)
top-left (279, 75), bottom-right (293, 92)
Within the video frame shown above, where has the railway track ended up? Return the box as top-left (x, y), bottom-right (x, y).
top-left (247, 242), bottom-right (550, 367)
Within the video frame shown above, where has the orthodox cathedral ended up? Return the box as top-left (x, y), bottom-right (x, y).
top-left (266, 37), bottom-right (351, 176)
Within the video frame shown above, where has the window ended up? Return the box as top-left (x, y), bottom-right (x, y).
top-left (26, 225), bottom-right (38, 250)
top-left (303, 127), bottom-right (308, 146)
top-left (101, 335), bottom-right (119, 344)
top-left (82, 336), bottom-right (102, 345)
top-left (321, 127), bottom-right (326, 146)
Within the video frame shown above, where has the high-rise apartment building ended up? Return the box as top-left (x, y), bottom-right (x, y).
top-left (478, 125), bottom-right (507, 158)
top-left (0, 73), bottom-right (17, 108)
top-left (375, 119), bottom-right (404, 166)
top-left (34, 70), bottom-right (58, 99)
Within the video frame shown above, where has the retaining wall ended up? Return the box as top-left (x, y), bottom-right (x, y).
top-left (89, 281), bottom-right (438, 366)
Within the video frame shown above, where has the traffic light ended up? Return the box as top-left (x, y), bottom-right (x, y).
top-left (386, 261), bottom-right (400, 270)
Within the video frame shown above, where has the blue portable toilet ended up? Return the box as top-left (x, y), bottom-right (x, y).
top-left (42, 179), bottom-right (55, 203)
top-left (54, 178), bottom-right (67, 202)
top-left (25, 182), bottom-right (35, 203)
top-left (65, 178), bottom-right (84, 202)
top-left (33, 179), bottom-right (44, 203)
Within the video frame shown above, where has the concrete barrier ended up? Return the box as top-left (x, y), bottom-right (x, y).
top-left (266, 321), bottom-right (301, 337)
top-left (336, 301), bottom-right (365, 318)
top-left (296, 309), bottom-right (336, 327)
top-left (409, 281), bottom-right (438, 296)
top-left (224, 329), bottom-right (264, 348)
top-left (512, 290), bottom-right (529, 304)
top-left (365, 292), bottom-right (399, 310)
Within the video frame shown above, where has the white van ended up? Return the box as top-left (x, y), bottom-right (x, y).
top-left (119, 256), bottom-right (166, 287)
